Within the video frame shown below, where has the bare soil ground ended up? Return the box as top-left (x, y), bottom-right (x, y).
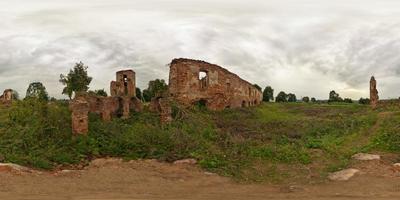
top-left (1, 158), bottom-right (400, 200)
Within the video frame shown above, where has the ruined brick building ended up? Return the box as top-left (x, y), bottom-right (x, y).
top-left (168, 58), bottom-right (262, 110)
top-left (70, 59), bottom-right (263, 134)
top-left (70, 70), bottom-right (142, 135)
top-left (0, 89), bottom-right (14, 105)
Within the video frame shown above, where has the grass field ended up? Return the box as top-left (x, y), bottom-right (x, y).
top-left (0, 99), bottom-right (399, 183)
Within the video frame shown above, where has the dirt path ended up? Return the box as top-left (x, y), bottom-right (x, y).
top-left (1, 158), bottom-right (400, 200)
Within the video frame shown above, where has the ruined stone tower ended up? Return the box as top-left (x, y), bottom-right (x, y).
top-left (110, 70), bottom-right (137, 118)
top-left (70, 69), bottom-right (142, 135)
top-left (370, 76), bottom-right (379, 108)
top-left (110, 70), bottom-right (136, 97)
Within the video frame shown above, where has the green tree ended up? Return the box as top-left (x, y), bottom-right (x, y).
top-left (142, 79), bottom-right (168, 102)
top-left (302, 96), bottom-right (310, 103)
top-left (136, 87), bottom-right (143, 100)
top-left (25, 82), bottom-right (49, 101)
top-left (287, 93), bottom-right (297, 102)
top-left (344, 98), bottom-right (353, 103)
top-left (275, 91), bottom-right (287, 102)
top-left (89, 89), bottom-right (108, 97)
top-left (329, 90), bottom-right (343, 102)
top-left (11, 90), bottom-right (19, 100)
top-left (263, 86), bottom-right (274, 102)
top-left (311, 97), bottom-right (317, 103)
top-left (59, 62), bottom-right (92, 99)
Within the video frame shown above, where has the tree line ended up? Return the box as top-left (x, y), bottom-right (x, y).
top-left (15, 62), bottom-right (371, 105)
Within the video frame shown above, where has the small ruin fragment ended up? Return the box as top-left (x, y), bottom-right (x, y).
top-left (370, 76), bottom-right (379, 108)
top-left (70, 70), bottom-right (142, 135)
top-left (168, 58), bottom-right (262, 110)
top-left (150, 97), bottom-right (173, 124)
top-left (0, 89), bottom-right (14, 105)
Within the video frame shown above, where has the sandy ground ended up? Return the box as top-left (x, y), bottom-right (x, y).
top-left (1, 158), bottom-right (400, 200)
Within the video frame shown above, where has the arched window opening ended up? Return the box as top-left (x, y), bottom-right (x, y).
top-left (199, 71), bottom-right (208, 89)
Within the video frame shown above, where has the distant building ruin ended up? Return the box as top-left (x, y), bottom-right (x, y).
top-left (70, 70), bottom-right (142, 135)
top-left (168, 58), bottom-right (262, 110)
top-left (370, 76), bottom-right (379, 108)
top-left (0, 89), bottom-right (14, 105)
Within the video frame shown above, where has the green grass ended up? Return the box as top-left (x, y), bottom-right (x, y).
top-left (0, 100), bottom-right (398, 182)
top-left (369, 112), bottom-right (400, 152)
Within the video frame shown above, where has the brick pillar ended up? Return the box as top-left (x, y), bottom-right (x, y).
top-left (70, 98), bottom-right (90, 135)
top-left (370, 76), bottom-right (379, 108)
top-left (159, 98), bottom-right (173, 124)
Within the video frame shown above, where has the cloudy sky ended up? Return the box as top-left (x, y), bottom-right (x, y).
top-left (1, 0), bottom-right (400, 99)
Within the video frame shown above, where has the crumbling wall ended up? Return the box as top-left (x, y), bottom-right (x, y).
top-left (370, 76), bottom-right (379, 108)
top-left (70, 70), bottom-right (142, 135)
top-left (79, 93), bottom-right (120, 121)
top-left (150, 97), bottom-right (173, 124)
top-left (0, 89), bottom-right (14, 105)
top-left (168, 58), bottom-right (262, 110)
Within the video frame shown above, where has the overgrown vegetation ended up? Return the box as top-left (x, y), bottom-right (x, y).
top-left (0, 100), bottom-right (398, 183)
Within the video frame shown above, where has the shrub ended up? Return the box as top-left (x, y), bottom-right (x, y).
top-left (359, 98), bottom-right (370, 105)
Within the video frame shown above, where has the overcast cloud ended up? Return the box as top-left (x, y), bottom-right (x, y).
top-left (1, 0), bottom-right (400, 99)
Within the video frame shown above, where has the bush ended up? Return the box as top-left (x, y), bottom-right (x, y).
top-left (343, 98), bottom-right (353, 103)
top-left (359, 98), bottom-right (370, 105)
top-left (302, 97), bottom-right (310, 103)
top-left (0, 99), bottom-right (384, 182)
top-left (0, 99), bottom-right (75, 168)
top-left (276, 91), bottom-right (287, 102)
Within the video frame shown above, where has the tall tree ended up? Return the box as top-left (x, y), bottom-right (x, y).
top-left (88, 89), bottom-right (108, 97)
top-left (263, 86), bottom-right (274, 102)
top-left (142, 79), bottom-right (168, 102)
top-left (275, 91), bottom-right (287, 102)
top-left (25, 82), bottom-right (49, 101)
top-left (329, 90), bottom-right (343, 102)
top-left (287, 93), bottom-right (297, 102)
top-left (311, 97), bottom-right (317, 103)
top-left (136, 87), bottom-right (143, 101)
top-left (302, 96), bottom-right (310, 103)
top-left (11, 90), bottom-right (19, 100)
top-left (59, 62), bottom-right (92, 99)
